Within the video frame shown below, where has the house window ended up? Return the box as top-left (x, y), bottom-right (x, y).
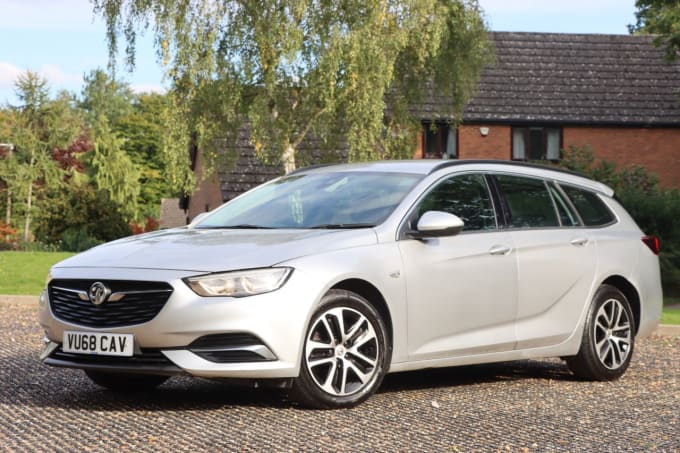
top-left (512, 127), bottom-right (561, 161)
top-left (423, 123), bottom-right (457, 159)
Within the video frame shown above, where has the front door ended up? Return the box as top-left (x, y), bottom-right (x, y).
top-left (398, 173), bottom-right (518, 361)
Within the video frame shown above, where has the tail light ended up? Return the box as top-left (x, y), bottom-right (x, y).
top-left (642, 236), bottom-right (660, 255)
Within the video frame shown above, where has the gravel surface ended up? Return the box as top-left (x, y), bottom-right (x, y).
top-left (1, 302), bottom-right (679, 452)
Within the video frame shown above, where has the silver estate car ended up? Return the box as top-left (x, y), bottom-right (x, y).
top-left (39, 160), bottom-right (662, 408)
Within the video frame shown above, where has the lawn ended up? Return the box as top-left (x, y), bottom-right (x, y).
top-left (662, 307), bottom-right (680, 325)
top-left (0, 251), bottom-right (74, 295)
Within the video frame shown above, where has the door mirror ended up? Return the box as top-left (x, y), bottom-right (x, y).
top-left (409, 211), bottom-right (464, 238)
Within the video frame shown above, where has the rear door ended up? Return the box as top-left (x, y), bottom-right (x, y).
top-left (493, 174), bottom-right (596, 349)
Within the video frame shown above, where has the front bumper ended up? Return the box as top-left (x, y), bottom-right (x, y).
top-left (38, 266), bottom-right (321, 379)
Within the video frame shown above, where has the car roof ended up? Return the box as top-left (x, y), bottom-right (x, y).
top-left (291, 160), bottom-right (614, 196)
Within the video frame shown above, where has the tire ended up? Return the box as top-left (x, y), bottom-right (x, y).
top-left (85, 370), bottom-right (169, 391)
top-left (291, 289), bottom-right (391, 409)
top-left (566, 284), bottom-right (635, 380)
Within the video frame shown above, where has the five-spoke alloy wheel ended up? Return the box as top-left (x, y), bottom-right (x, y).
top-left (292, 289), bottom-right (390, 408)
top-left (567, 284), bottom-right (635, 380)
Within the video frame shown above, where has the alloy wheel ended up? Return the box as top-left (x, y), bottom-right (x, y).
top-left (593, 298), bottom-right (632, 370)
top-left (304, 306), bottom-right (379, 396)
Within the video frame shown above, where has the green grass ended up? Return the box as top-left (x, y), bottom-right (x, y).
top-left (0, 251), bottom-right (74, 295)
top-left (662, 307), bottom-right (680, 325)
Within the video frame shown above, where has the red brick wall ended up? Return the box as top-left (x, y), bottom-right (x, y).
top-left (563, 126), bottom-right (680, 188)
top-left (457, 124), bottom-right (511, 160)
top-left (188, 148), bottom-right (224, 221)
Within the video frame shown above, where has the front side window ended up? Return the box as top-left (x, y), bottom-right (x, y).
top-left (196, 171), bottom-right (423, 229)
top-left (561, 185), bottom-right (616, 226)
top-left (512, 127), bottom-right (561, 161)
top-left (416, 174), bottom-right (496, 231)
top-left (496, 175), bottom-right (559, 228)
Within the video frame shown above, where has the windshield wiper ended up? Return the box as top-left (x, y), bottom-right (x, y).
top-left (197, 224), bottom-right (275, 229)
top-left (308, 223), bottom-right (375, 229)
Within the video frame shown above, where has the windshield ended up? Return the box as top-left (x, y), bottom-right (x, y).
top-left (196, 171), bottom-right (423, 229)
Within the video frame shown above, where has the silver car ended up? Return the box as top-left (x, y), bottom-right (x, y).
top-left (38, 160), bottom-right (662, 408)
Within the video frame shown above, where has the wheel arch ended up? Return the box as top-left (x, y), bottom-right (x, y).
top-left (601, 275), bottom-right (641, 335)
top-left (330, 279), bottom-right (393, 351)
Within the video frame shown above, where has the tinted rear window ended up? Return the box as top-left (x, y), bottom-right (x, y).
top-left (561, 185), bottom-right (616, 226)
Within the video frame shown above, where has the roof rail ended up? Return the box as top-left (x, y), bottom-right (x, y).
top-left (428, 159), bottom-right (587, 178)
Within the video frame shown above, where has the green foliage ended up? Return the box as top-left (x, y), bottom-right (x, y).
top-left (93, 0), bottom-right (492, 182)
top-left (1, 72), bottom-right (83, 242)
top-left (33, 184), bottom-right (131, 248)
top-left (80, 69), bottom-right (141, 219)
top-left (60, 228), bottom-right (104, 252)
top-left (560, 146), bottom-right (680, 296)
top-left (630, 0), bottom-right (680, 60)
top-left (116, 93), bottom-right (177, 219)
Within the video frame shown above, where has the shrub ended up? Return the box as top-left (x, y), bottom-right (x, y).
top-left (33, 185), bottom-right (131, 247)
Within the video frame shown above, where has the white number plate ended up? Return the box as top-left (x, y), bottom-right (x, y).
top-left (63, 331), bottom-right (134, 357)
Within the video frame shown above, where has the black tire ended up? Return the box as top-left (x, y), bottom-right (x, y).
top-left (566, 284), bottom-right (635, 380)
top-left (85, 370), bottom-right (169, 391)
top-left (291, 289), bottom-right (391, 409)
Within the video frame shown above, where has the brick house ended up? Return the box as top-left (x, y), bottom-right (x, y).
top-left (185, 31), bottom-right (680, 221)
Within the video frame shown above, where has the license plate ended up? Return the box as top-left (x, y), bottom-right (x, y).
top-left (63, 331), bottom-right (134, 357)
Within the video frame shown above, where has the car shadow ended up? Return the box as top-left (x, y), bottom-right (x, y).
top-left (8, 351), bottom-right (576, 411)
top-left (378, 359), bottom-right (575, 395)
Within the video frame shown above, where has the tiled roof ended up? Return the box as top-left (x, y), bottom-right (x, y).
top-left (463, 32), bottom-right (680, 125)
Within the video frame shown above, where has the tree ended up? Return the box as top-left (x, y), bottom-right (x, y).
top-left (80, 69), bottom-right (141, 219)
top-left (116, 93), bottom-right (176, 219)
top-left (93, 0), bottom-right (492, 187)
top-left (6, 73), bottom-right (82, 241)
top-left (630, 0), bottom-right (680, 60)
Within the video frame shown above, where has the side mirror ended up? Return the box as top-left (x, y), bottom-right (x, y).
top-left (409, 211), bottom-right (464, 238)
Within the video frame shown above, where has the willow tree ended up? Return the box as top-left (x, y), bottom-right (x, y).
top-left (630, 0), bottom-right (680, 60)
top-left (94, 0), bottom-right (492, 190)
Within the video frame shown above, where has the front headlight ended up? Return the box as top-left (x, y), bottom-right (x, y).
top-left (184, 267), bottom-right (293, 297)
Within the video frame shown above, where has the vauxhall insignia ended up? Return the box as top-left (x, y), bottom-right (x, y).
top-left (88, 282), bottom-right (111, 306)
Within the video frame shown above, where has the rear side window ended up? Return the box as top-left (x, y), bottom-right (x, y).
top-left (495, 175), bottom-right (559, 228)
top-left (417, 173), bottom-right (497, 231)
top-left (561, 185), bottom-right (616, 226)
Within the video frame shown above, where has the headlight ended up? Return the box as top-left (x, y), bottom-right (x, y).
top-left (184, 267), bottom-right (293, 297)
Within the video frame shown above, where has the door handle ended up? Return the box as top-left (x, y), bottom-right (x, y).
top-left (570, 237), bottom-right (589, 247)
top-left (489, 245), bottom-right (512, 256)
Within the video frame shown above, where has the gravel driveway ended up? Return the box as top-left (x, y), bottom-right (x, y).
top-left (1, 302), bottom-right (678, 452)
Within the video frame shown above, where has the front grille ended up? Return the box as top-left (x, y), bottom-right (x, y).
top-left (49, 279), bottom-right (173, 328)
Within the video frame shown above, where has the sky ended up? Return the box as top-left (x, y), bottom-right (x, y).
top-left (0, 0), bottom-right (638, 106)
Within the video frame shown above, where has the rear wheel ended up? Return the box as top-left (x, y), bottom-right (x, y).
top-left (85, 370), bottom-right (169, 391)
top-left (567, 284), bottom-right (635, 380)
top-left (291, 289), bottom-right (390, 409)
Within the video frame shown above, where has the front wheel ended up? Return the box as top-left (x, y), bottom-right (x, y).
top-left (566, 284), bottom-right (635, 380)
top-left (85, 370), bottom-right (169, 391)
top-left (291, 289), bottom-right (391, 409)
